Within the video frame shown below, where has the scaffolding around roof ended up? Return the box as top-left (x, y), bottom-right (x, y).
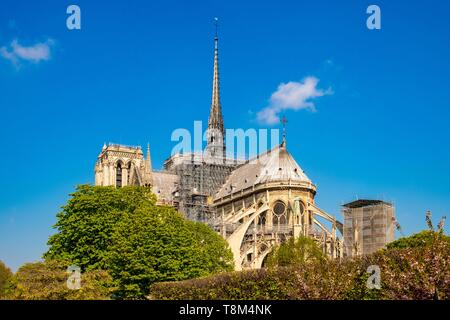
top-left (165, 155), bottom-right (237, 222)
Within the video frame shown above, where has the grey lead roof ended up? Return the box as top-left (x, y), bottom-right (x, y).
top-left (215, 143), bottom-right (312, 199)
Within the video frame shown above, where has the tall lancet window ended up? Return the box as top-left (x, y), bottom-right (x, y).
top-left (116, 162), bottom-right (122, 187)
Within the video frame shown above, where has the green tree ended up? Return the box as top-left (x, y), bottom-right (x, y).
top-left (45, 184), bottom-right (234, 299)
top-left (0, 260), bottom-right (13, 299)
top-left (107, 204), bottom-right (234, 299)
top-left (6, 260), bottom-right (112, 300)
top-left (265, 236), bottom-right (325, 268)
top-left (387, 230), bottom-right (450, 249)
top-left (45, 185), bottom-right (156, 270)
top-left (388, 210), bottom-right (448, 250)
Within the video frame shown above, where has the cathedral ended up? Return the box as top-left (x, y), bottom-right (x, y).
top-left (94, 31), bottom-right (344, 270)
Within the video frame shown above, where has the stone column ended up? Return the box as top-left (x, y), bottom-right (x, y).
top-left (221, 207), bottom-right (226, 238)
top-left (122, 166), bottom-right (128, 186)
top-left (94, 167), bottom-right (100, 186)
top-left (103, 164), bottom-right (109, 186)
top-left (304, 210), bottom-right (310, 236)
top-left (110, 163), bottom-right (115, 187)
top-left (293, 200), bottom-right (302, 238)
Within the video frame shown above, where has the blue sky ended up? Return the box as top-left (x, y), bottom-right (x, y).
top-left (0, 0), bottom-right (449, 271)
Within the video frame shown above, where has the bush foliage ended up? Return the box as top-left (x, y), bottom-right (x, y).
top-left (0, 260), bottom-right (13, 299)
top-left (150, 236), bottom-right (450, 300)
top-left (4, 260), bottom-right (112, 300)
top-left (386, 230), bottom-right (450, 249)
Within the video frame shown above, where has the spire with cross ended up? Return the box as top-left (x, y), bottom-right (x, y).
top-left (214, 16), bottom-right (218, 39)
top-left (206, 17), bottom-right (226, 158)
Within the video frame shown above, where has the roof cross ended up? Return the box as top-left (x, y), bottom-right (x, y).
top-left (214, 17), bottom-right (219, 38)
top-left (281, 115), bottom-right (288, 145)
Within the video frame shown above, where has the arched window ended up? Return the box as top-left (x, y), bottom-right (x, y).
top-left (116, 162), bottom-right (122, 187)
top-left (257, 211), bottom-right (266, 226)
top-left (272, 200), bottom-right (287, 226)
top-left (294, 200), bottom-right (305, 225)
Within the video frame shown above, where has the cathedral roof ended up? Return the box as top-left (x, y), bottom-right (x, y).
top-left (342, 199), bottom-right (392, 209)
top-left (214, 143), bottom-right (314, 199)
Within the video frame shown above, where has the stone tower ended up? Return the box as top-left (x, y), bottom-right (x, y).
top-left (94, 143), bottom-right (147, 187)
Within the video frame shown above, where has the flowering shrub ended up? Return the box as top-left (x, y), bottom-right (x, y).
top-left (361, 236), bottom-right (450, 299)
top-left (150, 237), bottom-right (450, 300)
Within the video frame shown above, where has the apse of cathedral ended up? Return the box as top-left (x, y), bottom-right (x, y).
top-left (94, 31), bottom-right (344, 270)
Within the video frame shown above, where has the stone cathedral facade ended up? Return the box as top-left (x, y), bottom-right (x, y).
top-left (94, 33), bottom-right (344, 270)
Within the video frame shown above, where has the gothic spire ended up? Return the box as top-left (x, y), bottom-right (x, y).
top-left (208, 17), bottom-right (224, 133)
top-left (206, 17), bottom-right (225, 158)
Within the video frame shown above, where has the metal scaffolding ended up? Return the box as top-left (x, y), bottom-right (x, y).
top-left (342, 199), bottom-right (395, 257)
top-left (164, 154), bottom-right (237, 222)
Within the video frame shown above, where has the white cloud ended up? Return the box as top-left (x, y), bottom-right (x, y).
top-left (257, 77), bottom-right (331, 125)
top-left (0, 39), bottom-right (53, 66)
top-left (0, 46), bottom-right (18, 64)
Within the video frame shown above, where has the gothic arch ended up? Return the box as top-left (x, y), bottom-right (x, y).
top-left (292, 197), bottom-right (306, 226)
top-left (115, 161), bottom-right (123, 187)
top-left (253, 242), bottom-right (276, 269)
top-left (114, 159), bottom-right (125, 168)
top-left (124, 160), bottom-right (133, 168)
top-left (257, 210), bottom-right (267, 226)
